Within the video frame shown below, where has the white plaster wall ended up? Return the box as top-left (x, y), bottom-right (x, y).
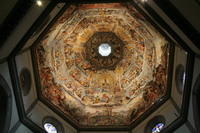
top-left (175, 124), bottom-right (191, 133)
top-left (188, 56), bottom-right (200, 128)
top-left (28, 101), bottom-right (77, 133)
top-left (0, 62), bottom-right (20, 132)
top-left (139, 0), bottom-right (200, 54)
top-left (187, 56), bottom-right (200, 131)
top-left (173, 54), bottom-right (200, 133)
top-left (0, 0), bottom-right (50, 60)
top-left (170, 0), bottom-right (200, 33)
top-left (131, 100), bottom-right (178, 133)
top-left (171, 46), bottom-right (188, 109)
top-left (15, 123), bottom-right (33, 133)
top-left (21, 3), bottom-right (65, 51)
top-left (15, 50), bottom-right (38, 112)
top-left (137, 1), bottom-right (200, 132)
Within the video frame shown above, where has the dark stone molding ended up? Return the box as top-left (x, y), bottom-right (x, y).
top-left (185, 121), bottom-right (197, 133)
top-left (170, 98), bottom-right (181, 114)
top-left (8, 58), bottom-right (46, 133)
top-left (7, 1), bottom-right (61, 133)
top-left (9, 121), bottom-right (21, 133)
top-left (192, 74), bottom-right (200, 132)
top-left (0, 0), bottom-right (33, 48)
top-left (164, 52), bottom-right (194, 133)
top-left (133, 1), bottom-right (195, 133)
top-left (142, 2), bottom-right (194, 53)
top-left (155, 0), bottom-right (200, 51)
top-left (25, 99), bottom-right (38, 115)
top-left (9, 0), bottom-right (60, 57)
top-left (0, 74), bottom-right (12, 133)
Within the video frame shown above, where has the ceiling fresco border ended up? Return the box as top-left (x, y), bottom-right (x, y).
top-left (6, 0), bottom-right (195, 133)
top-left (30, 0), bottom-right (175, 131)
top-left (31, 3), bottom-right (81, 130)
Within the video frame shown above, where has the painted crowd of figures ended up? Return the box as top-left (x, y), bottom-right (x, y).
top-left (35, 3), bottom-right (169, 126)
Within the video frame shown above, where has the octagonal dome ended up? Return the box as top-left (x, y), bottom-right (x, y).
top-left (32, 3), bottom-right (171, 128)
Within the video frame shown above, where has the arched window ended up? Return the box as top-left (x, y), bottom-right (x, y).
top-left (144, 115), bottom-right (166, 133)
top-left (19, 68), bottom-right (32, 96)
top-left (43, 117), bottom-right (64, 133)
top-left (0, 74), bottom-right (12, 133)
top-left (44, 123), bottom-right (58, 133)
top-left (151, 123), bottom-right (165, 133)
top-left (175, 64), bottom-right (186, 94)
